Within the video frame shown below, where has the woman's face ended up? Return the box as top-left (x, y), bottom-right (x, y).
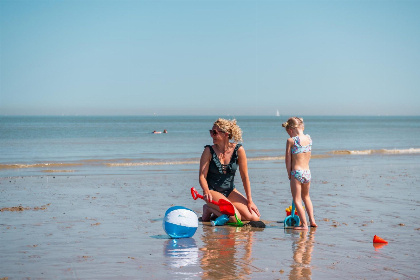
top-left (210, 125), bottom-right (227, 143)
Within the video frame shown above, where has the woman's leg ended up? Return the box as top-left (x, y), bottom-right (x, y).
top-left (202, 204), bottom-right (221, 221)
top-left (202, 190), bottom-right (235, 222)
top-left (301, 182), bottom-right (317, 227)
top-left (290, 178), bottom-right (308, 229)
top-left (227, 189), bottom-right (260, 221)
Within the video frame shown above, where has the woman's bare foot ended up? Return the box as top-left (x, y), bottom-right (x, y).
top-left (202, 204), bottom-right (212, 222)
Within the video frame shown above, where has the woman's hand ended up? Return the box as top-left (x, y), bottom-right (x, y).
top-left (248, 201), bottom-right (260, 217)
top-left (203, 192), bottom-right (212, 203)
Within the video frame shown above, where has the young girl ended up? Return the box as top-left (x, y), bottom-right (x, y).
top-left (282, 117), bottom-right (317, 230)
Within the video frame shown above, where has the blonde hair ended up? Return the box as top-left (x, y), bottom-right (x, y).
top-left (282, 117), bottom-right (304, 130)
top-left (214, 118), bottom-right (243, 142)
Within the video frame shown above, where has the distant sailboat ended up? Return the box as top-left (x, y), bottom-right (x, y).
top-left (276, 110), bottom-right (280, 117)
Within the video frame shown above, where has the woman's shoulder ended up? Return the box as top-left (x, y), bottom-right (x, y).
top-left (234, 143), bottom-right (243, 149)
top-left (203, 145), bottom-right (214, 153)
top-left (235, 143), bottom-right (246, 156)
top-left (201, 146), bottom-right (213, 160)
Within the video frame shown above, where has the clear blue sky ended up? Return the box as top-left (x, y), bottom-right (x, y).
top-left (1, 0), bottom-right (419, 116)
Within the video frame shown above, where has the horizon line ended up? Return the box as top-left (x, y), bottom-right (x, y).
top-left (1, 114), bottom-right (419, 117)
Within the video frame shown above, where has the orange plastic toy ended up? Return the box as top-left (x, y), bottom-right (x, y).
top-left (373, 235), bottom-right (388, 244)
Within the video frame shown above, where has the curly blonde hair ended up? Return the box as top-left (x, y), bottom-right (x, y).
top-left (282, 117), bottom-right (304, 130)
top-left (214, 118), bottom-right (243, 143)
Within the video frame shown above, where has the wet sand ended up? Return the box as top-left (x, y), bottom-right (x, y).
top-left (1, 155), bottom-right (419, 279)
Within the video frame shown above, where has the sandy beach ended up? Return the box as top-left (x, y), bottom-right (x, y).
top-left (1, 154), bottom-right (419, 279)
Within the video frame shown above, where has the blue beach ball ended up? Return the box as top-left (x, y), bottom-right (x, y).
top-left (163, 206), bottom-right (198, 239)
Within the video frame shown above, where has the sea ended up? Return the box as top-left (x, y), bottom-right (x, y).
top-left (1, 115), bottom-right (419, 177)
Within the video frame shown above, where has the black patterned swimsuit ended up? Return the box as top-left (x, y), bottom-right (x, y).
top-left (205, 144), bottom-right (242, 197)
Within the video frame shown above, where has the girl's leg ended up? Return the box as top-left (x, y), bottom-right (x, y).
top-left (290, 178), bottom-right (308, 230)
top-left (227, 189), bottom-right (260, 221)
top-left (301, 182), bottom-right (317, 227)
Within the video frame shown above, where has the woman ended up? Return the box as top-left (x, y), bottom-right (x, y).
top-left (199, 118), bottom-right (260, 222)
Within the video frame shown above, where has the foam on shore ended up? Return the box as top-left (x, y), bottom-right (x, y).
top-left (331, 148), bottom-right (420, 155)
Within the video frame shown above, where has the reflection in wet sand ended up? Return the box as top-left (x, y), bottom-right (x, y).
top-left (289, 228), bottom-right (316, 280)
top-left (200, 225), bottom-right (261, 279)
top-left (164, 238), bottom-right (199, 278)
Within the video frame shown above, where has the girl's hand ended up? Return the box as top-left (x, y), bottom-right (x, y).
top-left (248, 201), bottom-right (260, 217)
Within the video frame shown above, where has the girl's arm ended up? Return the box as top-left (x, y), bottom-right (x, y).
top-left (285, 138), bottom-right (293, 180)
top-left (237, 146), bottom-right (260, 217)
top-left (199, 147), bottom-right (212, 202)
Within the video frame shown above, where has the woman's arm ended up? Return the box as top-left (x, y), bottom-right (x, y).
top-left (237, 146), bottom-right (260, 217)
top-left (285, 138), bottom-right (293, 180)
top-left (199, 146), bottom-right (212, 202)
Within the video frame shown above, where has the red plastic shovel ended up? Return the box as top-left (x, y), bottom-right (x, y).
top-left (190, 187), bottom-right (235, 216)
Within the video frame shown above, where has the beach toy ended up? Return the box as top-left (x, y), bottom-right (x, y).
top-left (163, 206), bottom-right (198, 238)
top-left (285, 204), bottom-right (303, 216)
top-left (211, 214), bottom-right (230, 226)
top-left (226, 213), bottom-right (244, 227)
top-left (373, 235), bottom-right (388, 244)
top-left (191, 187), bottom-right (235, 216)
top-left (284, 201), bottom-right (300, 228)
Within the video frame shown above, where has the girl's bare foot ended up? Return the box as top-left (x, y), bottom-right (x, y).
top-left (294, 225), bottom-right (309, 230)
top-left (309, 220), bottom-right (318, 227)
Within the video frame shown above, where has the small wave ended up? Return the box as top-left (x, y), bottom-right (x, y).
top-left (331, 148), bottom-right (420, 155)
top-left (248, 156), bottom-right (284, 161)
top-left (41, 170), bottom-right (75, 173)
top-left (332, 150), bottom-right (373, 155)
top-left (2, 148), bottom-right (418, 171)
top-left (106, 160), bottom-right (199, 167)
top-left (0, 163), bottom-right (83, 170)
top-left (311, 154), bottom-right (332, 159)
top-left (381, 148), bottom-right (420, 154)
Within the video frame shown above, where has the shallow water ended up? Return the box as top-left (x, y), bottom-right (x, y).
top-left (1, 153), bottom-right (419, 279)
